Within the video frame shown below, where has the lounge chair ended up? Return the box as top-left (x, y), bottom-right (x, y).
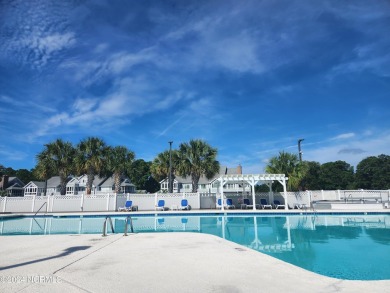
top-left (118, 200), bottom-right (134, 212)
top-left (217, 198), bottom-right (223, 209)
top-left (217, 198), bottom-right (235, 209)
top-left (240, 198), bottom-right (251, 209)
top-left (180, 199), bottom-right (191, 210)
top-left (242, 198), bottom-right (261, 209)
top-left (294, 203), bottom-right (307, 210)
top-left (260, 199), bottom-right (272, 209)
top-left (226, 198), bottom-right (235, 209)
top-left (273, 200), bottom-right (285, 209)
top-left (155, 199), bottom-right (168, 211)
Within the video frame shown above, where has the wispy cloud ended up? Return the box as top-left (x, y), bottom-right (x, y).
top-left (0, 145), bottom-right (28, 162)
top-left (305, 130), bottom-right (390, 167)
top-left (338, 148), bottom-right (365, 155)
top-left (156, 115), bottom-right (185, 138)
top-left (331, 133), bottom-right (355, 140)
top-left (30, 75), bottom-right (194, 139)
top-left (0, 1), bottom-right (76, 70)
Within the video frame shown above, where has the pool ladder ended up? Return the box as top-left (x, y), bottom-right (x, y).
top-left (34, 202), bottom-right (47, 217)
top-left (102, 216), bottom-right (134, 236)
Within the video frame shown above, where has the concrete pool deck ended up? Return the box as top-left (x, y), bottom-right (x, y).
top-left (1, 231), bottom-right (389, 293)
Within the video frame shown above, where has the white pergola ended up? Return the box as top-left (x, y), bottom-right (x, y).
top-left (218, 174), bottom-right (289, 210)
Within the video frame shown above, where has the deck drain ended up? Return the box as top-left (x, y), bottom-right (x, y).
top-left (234, 247), bottom-right (246, 251)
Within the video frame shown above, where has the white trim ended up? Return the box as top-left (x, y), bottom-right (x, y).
top-left (218, 174), bottom-right (289, 210)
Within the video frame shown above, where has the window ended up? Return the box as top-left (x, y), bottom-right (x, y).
top-left (199, 184), bottom-right (206, 190)
top-left (25, 186), bottom-right (37, 196)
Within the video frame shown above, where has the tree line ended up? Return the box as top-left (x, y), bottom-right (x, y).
top-left (264, 151), bottom-right (390, 191)
top-left (0, 137), bottom-right (220, 195)
top-left (1, 137), bottom-right (389, 194)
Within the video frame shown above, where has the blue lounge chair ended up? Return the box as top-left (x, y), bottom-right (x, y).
top-left (273, 200), bottom-right (285, 209)
top-left (243, 198), bottom-right (261, 209)
top-left (155, 199), bottom-right (168, 211)
top-left (118, 200), bottom-right (134, 212)
top-left (217, 198), bottom-right (223, 209)
top-left (260, 199), bottom-right (272, 209)
top-left (180, 199), bottom-right (191, 210)
top-left (217, 198), bottom-right (235, 209)
top-left (226, 198), bottom-right (235, 209)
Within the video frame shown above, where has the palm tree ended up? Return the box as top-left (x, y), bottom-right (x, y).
top-left (176, 139), bottom-right (220, 193)
top-left (106, 146), bottom-right (135, 193)
top-left (35, 139), bottom-right (76, 195)
top-left (75, 137), bottom-right (108, 195)
top-left (265, 151), bottom-right (307, 191)
top-left (150, 150), bottom-right (179, 182)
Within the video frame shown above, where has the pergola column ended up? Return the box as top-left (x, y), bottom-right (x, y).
top-left (251, 177), bottom-right (256, 210)
top-left (219, 178), bottom-right (225, 211)
top-left (278, 178), bottom-right (289, 210)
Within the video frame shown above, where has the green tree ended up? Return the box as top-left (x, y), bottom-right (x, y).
top-left (144, 176), bottom-right (160, 193)
top-left (150, 150), bottom-right (179, 182)
top-left (355, 154), bottom-right (390, 189)
top-left (106, 146), bottom-right (135, 193)
top-left (318, 161), bottom-right (355, 190)
top-left (0, 164), bottom-right (6, 176)
top-left (15, 169), bottom-right (36, 185)
top-left (75, 137), bottom-right (108, 195)
top-left (128, 159), bottom-right (152, 191)
top-left (265, 151), bottom-right (307, 191)
top-left (176, 139), bottom-right (220, 193)
top-left (301, 161), bottom-right (322, 190)
top-left (1, 166), bottom-right (16, 177)
top-left (35, 139), bottom-right (76, 195)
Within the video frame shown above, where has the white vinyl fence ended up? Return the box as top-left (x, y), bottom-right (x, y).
top-left (0, 192), bottom-right (200, 213)
top-left (0, 190), bottom-right (389, 214)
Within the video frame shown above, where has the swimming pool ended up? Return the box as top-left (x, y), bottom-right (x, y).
top-left (1, 214), bottom-right (389, 280)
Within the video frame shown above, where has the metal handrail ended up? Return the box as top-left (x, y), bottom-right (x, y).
top-left (34, 202), bottom-right (47, 217)
top-left (102, 216), bottom-right (115, 236)
top-left (124, 216), bottom-right (134, 236)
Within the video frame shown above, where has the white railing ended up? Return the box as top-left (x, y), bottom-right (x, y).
top-left (1, 189), bottom-right (389, 213)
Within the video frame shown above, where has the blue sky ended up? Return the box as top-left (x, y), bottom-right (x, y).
top-left (0, 0), bottom-right (389, 173)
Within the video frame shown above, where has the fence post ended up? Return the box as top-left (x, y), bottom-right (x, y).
top-left (31, 195), bottom-right (36, 213)
top-left (306, 190), bottom-right (311, 206)
top-left (321, 190), bottom-right (324, 200)
top-left (80, 193), bottom-right (84, 212)
top-left (155, 193), bottom-right (158, 206)
top-left (197, 192), bottom-right (201, 210)
top-left (337, 190), bottom-right (341, 200)
top-left (47, 195), bottom-right (50, 212)
top-left (113, 193), bottom-right (118, 212)
top-left (3, 196), bottom-right (7, 213)
top-left (106, 193), bottom-right (110, 211)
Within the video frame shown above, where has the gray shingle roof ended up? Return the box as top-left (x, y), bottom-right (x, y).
top-left (47, 176), bottom-right (61, 187)
top-left (27, 181), bottom-right (46, 188)
top-left (99, 175), bottom-right (135, 187)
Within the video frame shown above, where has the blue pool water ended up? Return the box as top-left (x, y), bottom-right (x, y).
top-left (1, 214), bottom-right (389, 280)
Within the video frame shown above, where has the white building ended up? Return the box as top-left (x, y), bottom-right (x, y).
top-left (159, 165), bottom-right (251, 195)
top-left (24, 174), bottom-right (135, 196)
